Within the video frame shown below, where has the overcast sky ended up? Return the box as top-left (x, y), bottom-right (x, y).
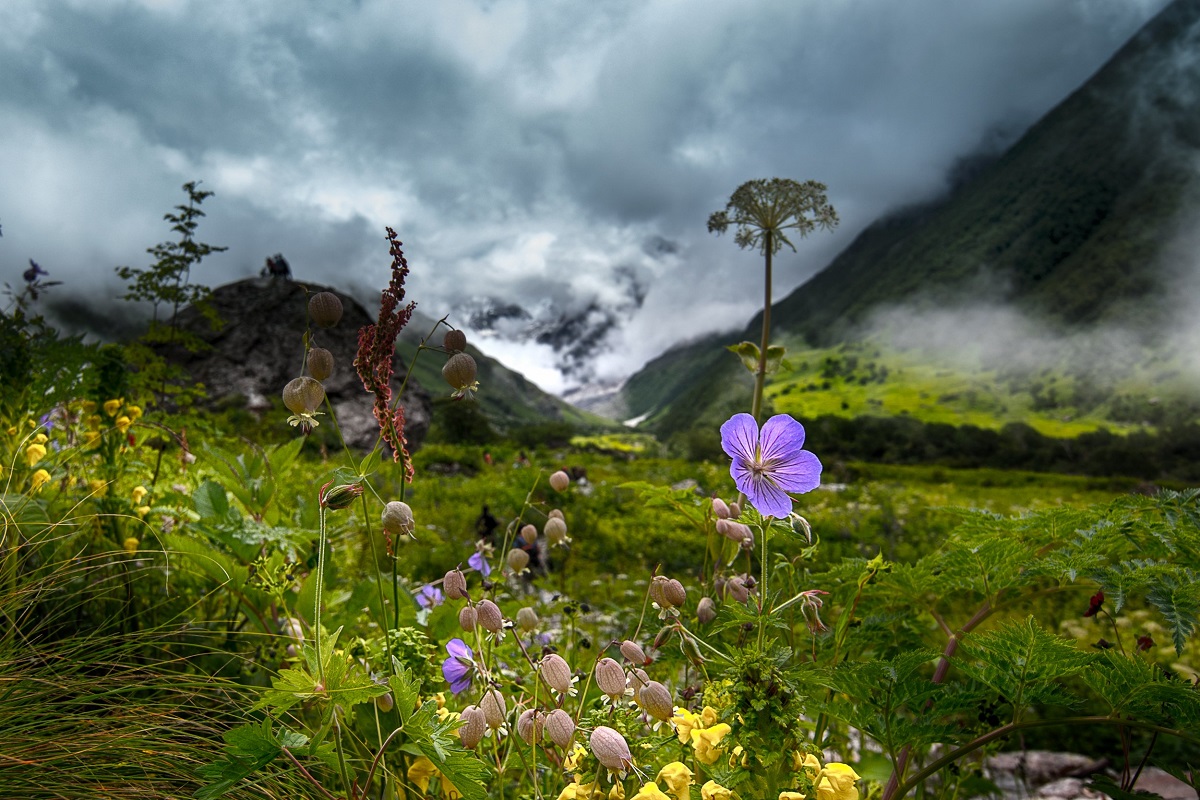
top-left (0, 0), bottom-right (1172, 394)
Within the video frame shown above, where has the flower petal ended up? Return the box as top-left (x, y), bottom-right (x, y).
top-left (767, 449), bottom-right (822, 494)
top-left (729, 457), bottom-right (757, 497)
top-left (758, 415), bottom-right (806, 460)
top-left (446, 637), bottom-right (472, 660)
top-left (746, 474), bottom-right (793, 518)
top-left (720, 413), bottom-right (760, 463)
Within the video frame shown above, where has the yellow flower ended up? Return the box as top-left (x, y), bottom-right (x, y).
top-left (5, 426), bottom-right (17, 436)
top-left (656, 761), bottom-right (694, 800)
top-left (25, 443), bottom-right (47, 467)
top-left (88, 479), bottom-right (109, 498)
top-left (81, 400), bottom-right (97, 413)
top-left (123, 537), bottom-right (139, 555)
top-left (794, 752), bottom-right (822, 777)
top-left (442, 779), bottom-right (463, 800)
top-left (610, 783), bottom-right (626, 800)
top-left (779, 793), bottom-right (806, 800)
top-left (434, 692), bottom-right (447, 709)
top-left (136, 505), bottom-right (151, 518)
top-left (670, 706), bottom-right (701, 744)
top-left (30, 469), bottom-right (51, 492)
top-left (702, 781), bottom-right (733, 800)
top-left (127, 405), bottom-right (143, 420)
top-left (115, 416), bottom-right (132, 434)
top-left (83, 431), bottom-right (101, 449)
top-left (630, 783), bottom-right (671, 800)
top-left (700, 706), bottom-right (720, 727)
top-left (86, 415), bottom-right (101, 431)
top-left (103, 398), bottom-right (122, 417)
top-left (32, 433), bottom-right (48, 445)
top-left (563, 743), bottom-right (588, 772)
top-left (132, 486), bottom-right (148, 505)
top-left (728, 744), bottom-right (749, 768)
top-left (816, 764), bottom-right (861, 800)
top-left (690, 723), bottom-right (731, 765)
top-left (407, 756), bottom-right (438, 793)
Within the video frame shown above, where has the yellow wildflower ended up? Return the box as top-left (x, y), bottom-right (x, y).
top-left (127, 405), bottom-right (143, 420)
top-left (728, 744), bottom-right (749, 768)
top-left (794, 752), bottom-right (822, 777)
top-left (610, 783), bottom-right (626, 800)
top-left (700, 706), bottom-right (720, 727)
top-left (690, 723), bottom-right (731, 765)
top-left (779, 793), bottom-right (806, 800)
top-left (670, 706), bottom-right (701, 744)
top-left (816, 764), bottom-right (861, 800)
top-left (136, 505), bottom-right (151, 518)
top-left (563, 743), bottom-right (588, 772)
top-left (115, 416), bottom-right (132, 434)
top-left (442, 778), bottom-right (463, 800)
top-left (407, 756), bottom-right (438, 793)
top-left (33, 433), bottom-right (48, 445)
top-left (656, 761), bottom-right (694, 800)
top-left (25, 443), bottom-right (47, 467)
top-left (83, 431), bottom-right (101, 449)
top-left (103, 398), bottom-right (122, 417)
top-left (5, 426), bottom-right (16, 436)
top-left (630, 783), bottom-right (671, 800)
top-left (86, 415), bottom-right (101, 431)
top-left (702, 781), bottom-right (733, 800)
top-left (30, 469), bottom-right (52, 492)
top-left (123, 537), bottom-right (139, 555)
top-left (81, 400), bottom-right (97, 413)
top-left (132, 486), bottom-right (149, 504)
top-left (88, 479), bottom-right (109, 498)
top-left (434, 692), bottom-right (447, 709)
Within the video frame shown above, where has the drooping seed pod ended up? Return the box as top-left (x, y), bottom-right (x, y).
top-left (458, 705), bottom-right (487, 748)
top-left (308, 292), bottom-right (343, 328)
top-left (442, 353), bottom-right (478, 392)
top-left (726, 576), bottom-right (749, 604)
top-left (476, 599), bottom-right (503, 633)
top-left (545, 708), bottom-right (575, 749)
top-left (639, 680), bottom-right (673, 722)
top-left (517, 708), bottom-right (544, 744)
top-left (540, 653), bottom-right (572, 694)
top-left (653, 626), bottom-right (673, 649)
top-left (506, 548), bottom-right (530, 573)
top-left (620, 640), bottom-right (648, 666)
top-left (282, 376), bottom-right (325, 416)
top-left (307, 347), bottom-right (334, 381)
top-left (520, 524), bottom-right (538, 545)
top-left (375, 692), bottom-right (394, 713)
top-left (662, 579), bottom-right (686, 609)
top-left (718, 519), bottom-right (754, 546)
top-left (443, 329), bottom-right (467, 353)
top-left (548, 508), bottom-right (564, 520)
top-left (481, 688), bottom-right (507, 729)
top-left (629, 668), bottom-right (650, 705)
top-left (444, 569), bottom-right (468, 600)
top-left (590, 726), bottom-right (632, 773)
top-left (516, 607), bottom-right (539, 632)
top-left (649, 576), bottom-right (669, 607)
top-left (544, 517), bottom-right (568, 545)
top-left (697, 596), bottom-right (717, 624)
top-left (549, 470), bottom-right (570, 492)
top-left (459, 605), bottom-right (478, 633)
top-left (712, 497), bottom-right (731, 519)
top-left (595, 657), bottom-right (626, 699)
top-left (381, 501), bottom-right (415, 537)
top-left (729, 501), bottom-right (741, 518)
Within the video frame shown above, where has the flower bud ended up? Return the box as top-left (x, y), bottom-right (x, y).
top-left (458, 705), bottom-right (487, 748)
top-left (458, 605), bottom-right (478, 633)
top-left (619, 640), bottom-right (648, 666)
top-left (540, 653), bottom-right (573, 694)
top-left (653, 626), bottom-right (673, 649)
top-left (320, 481), bottom-right (363, 510)
top-left (544, 517), bottom-right (568, 545)
top-left (476, 599), bottom-right (503, 633)
top-left (282, 376), bottom-right (324, 415)
top-left (718, 519), bottom-right (754, 546)
top-left (549, 470), bottom-right (570, 492)
top-left (375, 692), bottom-right (394, 712)
top-left (481, 688), bottom-right (507, 729)
top-left (545, 708), bottom-right (575, 749)
top-left (507, 548), bottom-right (530, 573)
top-left (639, 680), bottom-right (673, 722)
top-left (442, 353), bottom-right (478, 392)
top-left (590, 726), bottom-right (632, 773)
top-left (122, 537), bottom-right (139, 555)
top-left (726, 576), bottom-right (749, 604)
top-left (381, 501), bottom-right (415, 537)
top-left (520, 524), bottom-right (538, 545)
top-left (308, 291), bottom-right (343, 328)
top-left (516, 606), bottom-right (539, 631)
top-left (662, 579), bottom-right (686, 609)
top-left (791, 514), bottom-right (813, 544)
top-left (729, 502), bottom-right (740, 518)
top-left (444, 569), bottom-right (468, 600)
top-left (443, 329), bottom-right (467, 353)
top-left (517, 708), bottom-right (544, 744)
top-left (595, 657), bottom-right (626, 698)
top-left (697, 597), bottom-right (717, 624)
top-left (307, 347), bottom-right (334, 381)
top-left (548, 508), bottom-right (564, 520)
top-left (712, 497), bottom-right (731, 519)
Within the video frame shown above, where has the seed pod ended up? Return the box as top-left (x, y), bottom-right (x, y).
top-left (443, 329), bottom-right (467, 353)
top-left (320, 481), bottom-right (363, 510)
top-left (718, 519), bottom-right (753, 545)
top-left (476, 599), bottom-right (503, 633)
top-left (458, 705), bottom-right (487, 748)
top-left (653, 626), bottom-right (673, 649)
top-left (375, 692), bottom-right (394, 712)
top-left (726, 576), bottom-right (749, 604)
top-left (442, 353), bottom-right (478, 391)
top-left (481, 688), bottom-right (507, 729)
top-left (619, 640), bottom-right (648, 666)
top-left (517, 708), bottom-right (544, 744)
top-left (697, 596), bottom-right (717, 624)
top-left (629, 668), bottom-right (650, 704)
top-left (662, 579), bottom-right (686, 609)
top-left (444, 569), bottom-right (468, 600)
top-left (308, 292), bottom-right (343, 328)
top-left (590, 726), bottom-right (632, 773)
top-left (306, 347), bottom-right (334, 381)
top-left (549, 470), bottom-right (570, 492)
top-left (458, 605), bottom-right (478, 633)
top-left (639, 680), bottom-right (673, 721)
top-left (649, 576), bottom-right (669, 607)
top-left (540, 653), bottom-right (572, 694)
top-left (595, 657), bottom-right (626, 698)
top-left (545, 708), bottom-right (575, 749)
top-left (544, 517), bottom-right (568, 545)
top-left (507, 548), bottom-right (530, 573)
top-left (520, 524), bottom-right (538, 545)
top-left (712, 497), bottom-right (731, 519)
top-left (282, 376), bottom-right (325, 415)
top-left (381, 501), bottom-right (415, 537)
top-left (516, 606), bottom-right (539, 631)
top-left (548, 508), bottom-right (564, 520)
top-left (729, 502), bottom-right (741, 518)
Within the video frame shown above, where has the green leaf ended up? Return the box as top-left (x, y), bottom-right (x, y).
top-left (268, 436), bottom-right (305, 476)
top-left (764, 344), bottom-right (787, 375)
top-left (358, 445), bottom-right (383, 478)
top-left (388, 664), bottom-right (421, 724)
top-left (1146, 572), bottom-right (1200, 655)
top-left (193, 480), bottom-right (230, 520)
top-left (195, 720), bottom-right (307, 799)
top-left (727, 341), bottom-right (760, 373)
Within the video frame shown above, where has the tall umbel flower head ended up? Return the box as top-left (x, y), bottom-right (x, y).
top-left (355, 228), bottom-right (417, 480)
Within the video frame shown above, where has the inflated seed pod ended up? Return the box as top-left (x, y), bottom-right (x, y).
top-left (544, 708), bottom-right (575, 749)
top-left (375, 692), bottom-right (394, 712)
top-left (639, 680), bottom-right (673, 721)
top-left (381, 501), bottom-right (414, 537)
top-left (444, 569), bottom-right (468, 600)
top-left (308, 292), bottom-right (343, 328)
top-left (459, 605), bottom-right (478, 633)
top-left (481, 688), bottom-right (507, 729)
top-left (442, 353), bottom-right (477, 392)
top-left (595, 657), bottom-right (626, 699)
top-left (712, 497), bottom-right (731, 519)
top-left (443, 329), bottom-right (467, 353)
top-left (540, 653), bottom-right (572, 694)
top-left (619, 640), bottom-right (648, 666)
top-left (544, 517), bottom-right (568, 545)
top-left (697, 596), bottom-right (717, 625)
top-left (458, 705), bottom-right (487, 748)
top-left (516, 607), bottom-right (539, 632)
top-left (548, 508), bottom-right (565, 520)
top-left (662, 579), bottom-right (686, 609)
top-left (629, 668), bottom-right (650, 705)
top-left (726, 576), bottom-right (749, 603)
top-left (517, 708), bottom-right (544, 745)
top-left (306, 347), bottom-right (334, 381)
top-left (506, 548), bottom-right (530, 573)
top-left (729, 501), bottom-right (741, 518)
top-left (649, 576), bottom-right (669, 607)
top-left (590, 726), bottom-right (632, 773)
top-left (548, 470), bottom-right (570, 492)
top-left (282, 376), bottom-right (325, 415)
top-left (476, 599), bottom-right (503, 633)
top-left (520, 524), bottom-right (538, 545)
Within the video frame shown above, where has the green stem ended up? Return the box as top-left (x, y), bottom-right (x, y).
top-left (316, 505), bottom-right (327, 687)
top-left (757, 518), bottom-right (770, 651)
top-left (751, 231), bottom-right (773, 424)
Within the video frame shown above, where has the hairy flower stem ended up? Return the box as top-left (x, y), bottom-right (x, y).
top-left (316, 506), bottom-right (328, 688)
top-left (757, 518), bottom-right (770, 651)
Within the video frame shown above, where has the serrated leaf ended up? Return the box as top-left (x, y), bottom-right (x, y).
top-left (1146, 573), bottom-right (1200, 655)
top-left (388, 663), bottom-right (421, 724)
top-left (193, 480), bottom-right (230, 520)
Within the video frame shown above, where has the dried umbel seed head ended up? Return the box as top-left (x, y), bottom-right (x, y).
top-left (595, 657), bottom-right (627, 698)
top-left (443, 569), bottom-right (468, 600)
top-left (639, 680), bottom-right (673, 721)
top-left (520, 524), bottom-right (538, 545)
top-left (517, 708), bottom-right (544, 744)
top-left (375, 692), bottom-right (394, 713)
top-left (443, 329), bottom-right (467, 353)
top-left (308, 292), bottom-right (343, 328)
top-left (620, 640), bottom-right (648, 666)
top-left (458, 705), bottom-right (487, 748)
top-left (381, 501), bottom-right (415, 537)
top-left (697, 596), bottom-right (717, 624)
top-left (540, 653), bottom-right (573, 694)
top-left (306, 347), bottom-right (334, 381)
top-left (548, 470), bottom-right (570, 492)
top-left (726, 576), bottom-right (749, 604)
top-left (442, 353), bottom-right (478, 391)
top-left (544, 708), bottom-right (575, 749)
top-left (712, 497), bottom-right (731, 519)
top-left (516, 606), bottom-right (539, 631)
top-left (548, 508), bottom-right (564, 520)
top-left (458, 605), bottom-right (478, 633)
top-left (662, 579), bottom-right (686, 609)
top-left (481, 688), bottom-right (507, 729)
top-left (590, 726), bottom-right (632, 773)
top-left (283, 376), bottom-right (325, 416)
top-left (543, 517), bottom-right (568, 545)
top-left (476, 599), bottom-right (503, 633)
top-left (506, 548), bottom-right (530, 573)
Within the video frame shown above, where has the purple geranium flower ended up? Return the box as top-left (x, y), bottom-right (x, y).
top-left (442, 638), bottom-right (474, 694)
top-left (467, 550), bottom-right (491, 578)
top-left (416, 583), bottom-right (444, 609)
top-left (720, 413), bottom-right (822, 519)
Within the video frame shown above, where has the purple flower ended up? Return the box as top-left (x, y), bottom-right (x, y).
top-left (720, 413), bottom-right (821, 519)
top-left (468, 550), bottom-right (491, 578)
top-left (442, 638), bottom-right (474, 694)
top-left (416, 583), bottom-right (444, 609)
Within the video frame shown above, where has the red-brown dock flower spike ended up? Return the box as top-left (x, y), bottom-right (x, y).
top-left (355, 228), bottom-right (417, 480)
